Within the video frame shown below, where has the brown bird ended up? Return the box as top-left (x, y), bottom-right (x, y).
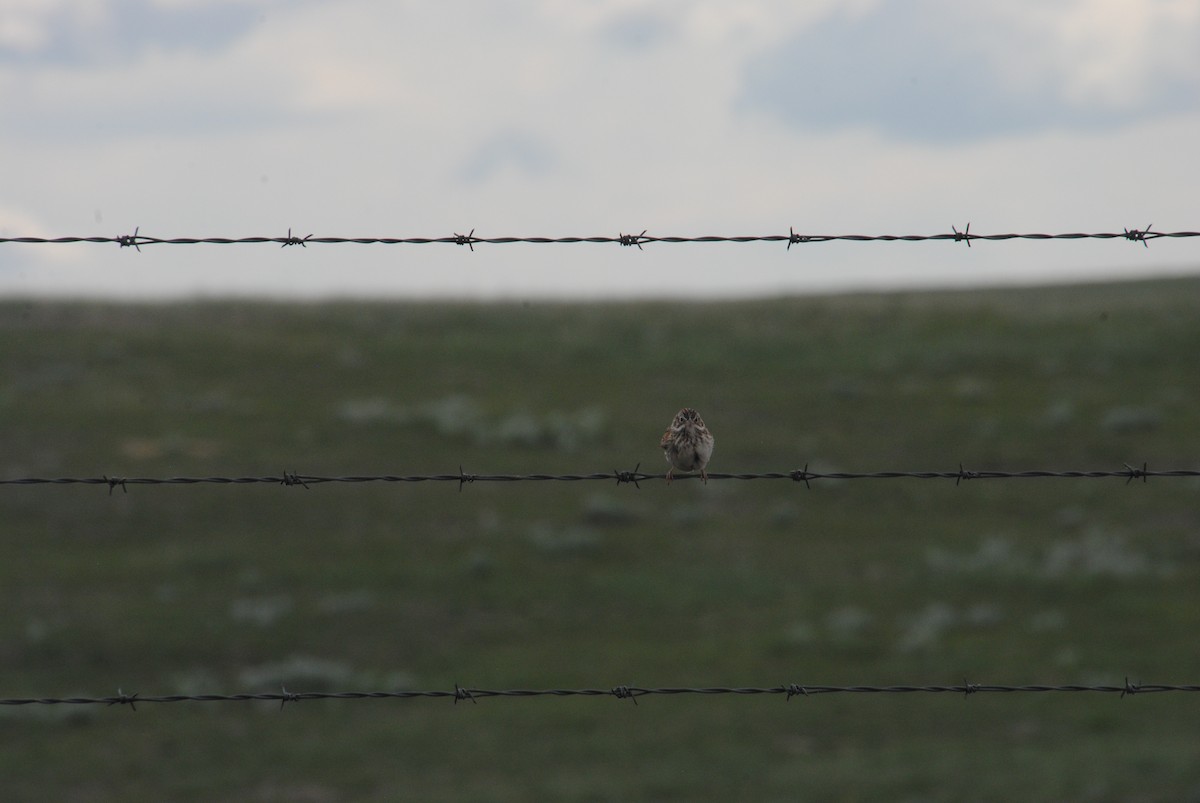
top-left (660, 407), bottom-right (715, 484)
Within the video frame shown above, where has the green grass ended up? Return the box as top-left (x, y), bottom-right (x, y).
top-left (2, 277), bottom-right (1200, 801)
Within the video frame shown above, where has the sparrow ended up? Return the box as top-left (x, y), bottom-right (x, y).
top-left (660, 407), bottom-right (714, 484)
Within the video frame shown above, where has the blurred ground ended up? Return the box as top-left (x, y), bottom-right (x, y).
top-left (1, 277), bottom-right (1199, 801)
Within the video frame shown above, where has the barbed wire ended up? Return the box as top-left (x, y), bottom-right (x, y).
top-left (0, 224), bottom-right (1194, 252)
top-left (0, 463), bottom-right (1192, 493)
top-left (3, 679), bottom-right (1195, 710)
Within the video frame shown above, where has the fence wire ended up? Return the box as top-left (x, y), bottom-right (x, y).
top-left (1, 224), bottom-right (1195, 252)
top-left (0, 463), bottom-right (1192, 493)
top-left (3, 680), bottom-right (1196, 710)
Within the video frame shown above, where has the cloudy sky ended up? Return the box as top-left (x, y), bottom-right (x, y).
top-left (1, 0), bottom-right (1197, 299)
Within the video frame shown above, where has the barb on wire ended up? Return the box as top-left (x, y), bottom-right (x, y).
top-left (1125, 224), bottom-right (1154, 247)
top-left (618, 230), bottom-right (648, 249)
top-left (613, 462), bottom-right (642, 488)
top-left (1124, 462), bottom-right (1148, 485)
top-left (279, 470), bottom-right (309, 489)
top-left (116, 226), bottom-right (142, 251)
top-left (107, 689), bottom-right (138, 711)
top-left (4, 680), bottom-right (1200, 709)
top-left (2, 225), bottom-right (1197, 251)
top-left (611, 685), bottom-right (638, 704)
top-left (786, 226), bottom-right (810, 250)
top-left (457, 465), bottom-right (475, 492)
top-left (280, 227), bottom-right (311, 248)
top-left (790, 463), bottom-right (813, 489)
top-left (453, 228), bottom-right (477, 251)
top-left (952, 222), bottom-right (972, 247)
top-left (2, 464), bottom-right (1197, 491)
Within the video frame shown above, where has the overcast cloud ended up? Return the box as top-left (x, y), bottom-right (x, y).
top-left (743, 1), bottom-right (1200, 142)
top-left (1, 0), bottom-right (1197, 299)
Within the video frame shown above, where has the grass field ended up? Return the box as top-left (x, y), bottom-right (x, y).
top-left (2, 277), bottom-right (1199, 801)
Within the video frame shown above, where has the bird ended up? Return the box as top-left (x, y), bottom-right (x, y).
top-left (660, 407), bottom-right (714, 484)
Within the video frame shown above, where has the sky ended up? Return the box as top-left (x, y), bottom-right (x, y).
top-left (1, 0), bottom-right (1197, 299)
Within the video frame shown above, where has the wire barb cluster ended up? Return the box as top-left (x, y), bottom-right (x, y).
top-left (1, 463), bottom-right (1194, 492)
top-left (2, 225), bottom-right (1196, 251)
top-left (4, 679), bottom-right (1197, 710)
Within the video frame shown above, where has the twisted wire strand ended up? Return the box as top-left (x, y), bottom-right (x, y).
top-left (0, 225), bottom-right (1193, 251)
top-left (0, 464), bottom-right (1189, 492)
top-left (3, 680), bottom-right (1194, 710)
